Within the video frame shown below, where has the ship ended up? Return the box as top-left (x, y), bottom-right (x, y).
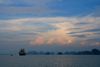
top-left (19, 48), bottom-right (26, 56)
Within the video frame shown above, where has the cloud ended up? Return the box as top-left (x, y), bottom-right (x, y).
top-left (0, 7), bottom-right (62, 15)
top-left (0, 0), bottom-right (63, 15)
top-left (75, 22), bottom-right (90, 25)
top-left (29, 28), bottom-right (73, 45)
top-left (0, 0), bottom-right (13, 5)
top-left (91, 42), bottom-right (99, 46)
top-left (30, 36), bottom-right (44, 45)
top-left (29, 27), bottom-right (73, 45)
top-left (0, 17), bottom-right (61, 31)
top-left (67, 32), bottom-right (81, 34)
top-left (71, 35), bottom-right (87, 38)
top-left (67, 40), bottom-right (72, 44)
top-left (34, 22), bottom-right (59, 31)
top-left (96, 42), bottom-right (99, 45)
top-left (86, 38), bottom-right (100, 42)
top-left (81, 42), bottom-right (85, 45)
top-left (20, 33), bottom-right (38, 35)
top-left (93, 32), bottom-right (100, 34)
top-left (67, 28), bottom-right (82, 30)
top-left (86, 38), bottom-right (100, 45)
top-left (46, 38), bottom-right (55, 44)
top-left (83, 28), bottom-right (100, 32)
top-left (30, 36), bottom-right (72, 45)
top-left (92, 6), bottom-right (100, 17)
top-left (67, 28), bottom-right (100, 34)
top-left (0, 31), bottom-right (39, 42)
top-left (0, 0), bottom-right (52, 5)
top-left (0, 15), bottom-right (100, 46)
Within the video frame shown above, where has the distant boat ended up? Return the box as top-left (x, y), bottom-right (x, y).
top-left (11, 54), bottom-right (13, 56)
top-left (19, 48), bottom-right (26, 56)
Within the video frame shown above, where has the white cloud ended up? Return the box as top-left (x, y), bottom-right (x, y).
top-left (0, 15), bottom-right (100, 45)
top-left (0, 0), bottom-right (48, 5)
top-left (0, 6), bottom-right (62, 15)
top-left (0, 0), bottom-right (62, 15)
top-left (0, 0), bottom-right (13, 5)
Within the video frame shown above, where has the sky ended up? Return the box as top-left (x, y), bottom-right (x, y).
top-left (0, 0), bottom-right (100, 54)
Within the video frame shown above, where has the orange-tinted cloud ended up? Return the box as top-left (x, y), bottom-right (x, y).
top-left (30, 35), bottom-right (72, 45)
top-left (81, 42), bottom-right (85, 45)
top-left (67, 40), bottom-right (72, 44)
top-left (30, 37), bottom-right (72, 45)
top-left (96, 42), bottom-right (99, 46)
top-left (29, 25), bottom-right (73, 46)
top-left (46, 38), bottom-right (55, 44)
top-left (91, 42), bottom-right (99, 46)
top-left (30, 37), bottom-right (44, 45)
top-left (91, 43), bottom-right (94, 46)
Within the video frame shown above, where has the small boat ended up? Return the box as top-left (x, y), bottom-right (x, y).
top-left (11, 54), bottom-right (13, 56)
top-left (19, 48), bottom-right (26, 56)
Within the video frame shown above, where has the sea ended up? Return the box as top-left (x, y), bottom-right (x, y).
top-left (0, 55), bottom-right (100, 67)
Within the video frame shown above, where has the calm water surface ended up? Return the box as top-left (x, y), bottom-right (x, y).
top-left (0, 55), bottom-right (100, 67)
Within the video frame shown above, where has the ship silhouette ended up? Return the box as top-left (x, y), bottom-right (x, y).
top-left (19, 48), bottom-right (26, 56)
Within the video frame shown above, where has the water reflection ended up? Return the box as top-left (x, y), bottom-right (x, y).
top-left (0, 55), bottom-right (100, 67)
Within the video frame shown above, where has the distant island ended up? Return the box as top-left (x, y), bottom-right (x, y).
top-left (0, 48), bottom-right (100, 55)
top-left (26, 48), bottom-right (100, 55)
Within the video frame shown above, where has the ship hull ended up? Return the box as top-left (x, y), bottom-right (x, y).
top-left (19, 53), bottom-right (26, 56)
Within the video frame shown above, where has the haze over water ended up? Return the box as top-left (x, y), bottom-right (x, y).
top-left (0, 55), bottom-right (100, 67)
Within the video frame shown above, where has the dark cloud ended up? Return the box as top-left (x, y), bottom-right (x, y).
top-left (0, 31), bottom-right (38, 40)
top-left (67, 28), bottom-right (82, 30)
top-left (86, 38), bottom-right (100, 42)
top-left (21, 33), bottom-right (38, 35)
top-left (0, 41), bottom-right (7, 43)
top-left (0, 32), bottom-right (19, 39)
top-left (67, 32), bottom-right (80, 34)
top-left (71, 35), bottom-right (87, 38)
top-left (67, 28), bottom-right (100, 34)
top-left (93, 32), bottom-right (100, 34)
top-left (0, 31), bottom-right (38, 35)
top-left (83, 28), bottom-right (100, 32)
top-left (75, 22), bottom-right (90, 25)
